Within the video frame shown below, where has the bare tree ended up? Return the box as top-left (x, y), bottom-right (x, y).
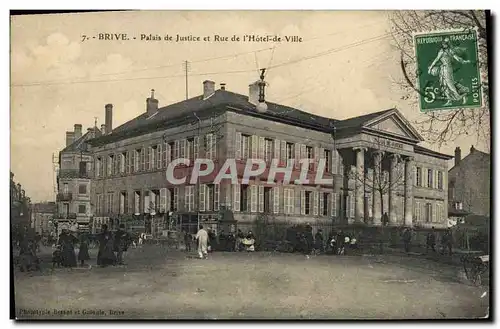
top-left (390, 10), bottom-right (490, 151)
top-left (348, 138), bottom-right (406, 225)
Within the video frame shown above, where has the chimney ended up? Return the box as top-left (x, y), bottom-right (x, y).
top-left (203, 80), bottom-right (215, 100)
top-left (65, 131), bottom-right (75, 146)
top-left (105, 104), bottom-right (113, 135)
top-left (454, 147), bottom-right (461, 166)
top-left (470, 145), bottom-right (475, 153)
top-left (248, 81), bottom-right (259, 105)
top-left (146, 89), bottom-right (159, 116)
top-left (101, 124), bottom-right (106, 135)
top-left (220, 83), bottom-right (226, 91)
top-left (74, 124), bottom-right (82, 140)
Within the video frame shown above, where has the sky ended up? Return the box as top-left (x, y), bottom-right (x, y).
top-left (10, 11), bottom-right (488, 202)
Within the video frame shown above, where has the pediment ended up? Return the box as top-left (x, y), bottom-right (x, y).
top-left (364, 110), bottom-right (424, 142)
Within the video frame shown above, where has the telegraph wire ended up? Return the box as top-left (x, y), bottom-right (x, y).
top-left (12, 29), bottom-right (401, 88)
top-left (13, 19), bottom-right (388, 86)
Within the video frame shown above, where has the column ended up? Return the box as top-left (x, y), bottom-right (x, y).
top-left (372, 150), bottom-right (383, 225)
top-left (389, 154), bottom-right (400, 225)
top-left (354, 147), bottom-right (366, 223)
top-left (404, 157), bottom-right (414, 227)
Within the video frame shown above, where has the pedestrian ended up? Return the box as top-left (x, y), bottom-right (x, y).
top-left (426, 227), bottom-right (436, 254)
top-left (402, 228), bottom-right (412, 253)
top-left (314, 229), bottom-right (324, 254)
top-left (184, 230), bottom-right (192, 252)
top-left (443, 228), bottom-right (453, 256)
top-left (58, 228), bottom-right (78, 268)
top-left (78, 234), bottom-right (91, 267)
top-left (113, 224), bottom-right (130, 265)
top-left (97, 224), bottom-right (116, 267)
top-left (236, 229), bottom-right (244, 252)
top-left (382, 212), bottom-right (389, 226)
top-left (336, 230), bottom-right (345, 255)
top-left (195, 225), bottom-right (209, 259)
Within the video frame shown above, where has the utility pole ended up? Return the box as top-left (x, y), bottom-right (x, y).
top-left (184, 60), bottom-right (190, 100)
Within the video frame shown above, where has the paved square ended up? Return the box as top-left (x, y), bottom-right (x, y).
top-left (14, 245), bottom-right (488, 319)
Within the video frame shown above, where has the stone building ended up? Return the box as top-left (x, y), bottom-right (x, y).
top-left (448, 145), bottom-right (491, 217)
top-left (56, 122), bottom-right (103, 233)
top-left (31, 202), bottom-right (56, 235)
top-left (87, 80), bottom-right (452, 234)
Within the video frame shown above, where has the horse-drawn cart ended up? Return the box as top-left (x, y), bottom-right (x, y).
top-left (461, 254), bottom-right (489, 286)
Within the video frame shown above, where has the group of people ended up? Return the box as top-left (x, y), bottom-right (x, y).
top-left (425, 227), bottom-right (454, 255)
top-left (50, 224), bottom-right (133, 269)
top-left (183, 226), bottom-right (258, 259)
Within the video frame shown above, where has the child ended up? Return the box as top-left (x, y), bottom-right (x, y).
top-left (52, 245), bottom-right (63, 268)
top-left (78, 235), bottom-right (91, 267)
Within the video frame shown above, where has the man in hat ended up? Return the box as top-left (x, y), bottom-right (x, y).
top-left (114, 224), bottom-right (131, 265)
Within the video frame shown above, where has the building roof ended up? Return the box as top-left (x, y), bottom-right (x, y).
top-left (87, 87), bottom-right (451, 159)
top-left (449, 147), bottom-right (491, 172)
top-left (414, 145), bottom-right (454, 160)
top-left (111, 89), bottom-right (336, 136)
top-left (61, 127), bottom-right (102, 153)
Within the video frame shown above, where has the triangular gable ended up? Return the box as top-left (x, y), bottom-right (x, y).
top-left (364, 109), bottom-right (424, 142)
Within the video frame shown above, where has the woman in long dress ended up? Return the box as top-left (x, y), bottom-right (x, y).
top-left (59, 229), bottom-right (78, 268)
top-left (97, 224), bottom-right (116, 266)
top-left (428, 37), bottom-right (471, 106)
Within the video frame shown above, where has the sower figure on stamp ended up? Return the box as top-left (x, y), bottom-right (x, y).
top-left (195, 225), bottom-right (209, 259)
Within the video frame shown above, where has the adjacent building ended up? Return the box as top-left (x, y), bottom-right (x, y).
top-left (31, 202), bottom-right (56, 235)
top-left (87, 80), bottom-right (453, 234)
top-left (55, 123), bottom-right (103, 233)
top-left (448, 145), bottom-right (491, 218)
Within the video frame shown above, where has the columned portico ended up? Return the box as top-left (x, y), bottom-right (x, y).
top-left (388, 154), bottom-right (400, 225)
top-left (404, 157), bottom-right (414, 227)
top-left (372, 150), bottom-right (384, 225)
top-left (354, 147), bottom-right (366, 223)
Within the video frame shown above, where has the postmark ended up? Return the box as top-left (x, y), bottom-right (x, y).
top-left (413, 28), bottom-right (482, 112)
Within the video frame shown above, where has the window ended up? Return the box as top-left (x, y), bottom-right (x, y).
top-left (427, 168), bottom-right (433, 188)
top-left (140, 147), bottom-right (146, 171)
top-left (331, 193), bottom-right (337, 217)
top-left (416, 167), bottom-right (422, 187)
top-left (78, 204), bottom-right (86, 214)
top-left (95, 157), bottom-right (102, 177)
top-left (78, 184), bottom-right (87, 194)
top-left (130, 151), bottom-right (135, 173)
top-left (185, 186), bottom-right (195, 212)
top-left (106, 192), bottom-right (114, 214)
top-left (206, 134), bottom-right (217, 160)
top-left (63, 183), bottom-right (69, 194)
top-left (286, 143), bottom-right (294, 166)
top-left (240, 185), bottom-right (249, 212)
top-left (437, 171), bottom-right (443, 190)
top-left (264, 187), bottom-right (272, 213)
top-left (425, 203), bottom-right (432, 222)
top-left (187, 138), bottom-right (194, 162)
top-left (241, 134), bottom-right (251, 159)
top-left (305, 191), bottom-right (312, 215)
top-left (120, 152), bottom-right (127, 173)
top-left (284, 188), bottom-right (295, 214)
top-left (322, 193), bottom-right (329, 216)
top-left (107, 155), bottom-right (113, 176)
top-left (157, 144), bottom-right (163, 169)
top-left (134, 191), bottom-right (141, 214)
top-left (264, 138), bottom-right (273, 162)
top-left (180, 139), bottom-right (187, 159)
top-left (119, 191), bottom-right (127, 214)
top-left (96, 194), bottom-right (103, 215)
top-left (168, 187), bottom-right (178, 211)
top-left (134, 149), bottom-right (141, 172)
top-left (169, 142), bottom-right (175, 161)
top-left (306, 146), bottom-right (314, 170)
top-left (324, 150), bottom-right (331, 173)
top-left (150, 146), bottom-right (156, 170)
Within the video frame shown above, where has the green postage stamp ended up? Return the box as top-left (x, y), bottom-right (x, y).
top-left (413, 28), bottom-right (482, 112)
